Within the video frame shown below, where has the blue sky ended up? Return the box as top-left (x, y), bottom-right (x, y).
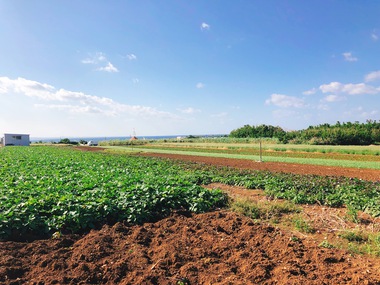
top-left (1, 1), bottom-right (380, 138)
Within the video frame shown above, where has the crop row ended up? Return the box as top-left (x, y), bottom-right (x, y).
top-left (134, 145), bottom-right (380, 162)
top-left (0, 146), bottom-right (227, 240)
top-left (1, 146), bottom-right (380, 241)
top-left (191, 164), bottom-right (380, 216)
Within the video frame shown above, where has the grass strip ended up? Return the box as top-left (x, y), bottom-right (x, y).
top-left (107, 146), bottom-right (380, 170)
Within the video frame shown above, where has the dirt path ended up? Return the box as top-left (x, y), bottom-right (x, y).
top-left (140, 152), bottom-right (380, 182)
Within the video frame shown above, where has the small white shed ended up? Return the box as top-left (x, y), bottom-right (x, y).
top-left (1, 133), bottom-right (30, 146)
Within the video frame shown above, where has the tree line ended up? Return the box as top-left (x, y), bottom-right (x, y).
top-left (229, 120), bottom-right (380, 145)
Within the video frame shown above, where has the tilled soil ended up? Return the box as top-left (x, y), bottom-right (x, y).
top-left (1, 210), bottom-right (380, 285)
top-left (140, 152), bottom-right (380, 182)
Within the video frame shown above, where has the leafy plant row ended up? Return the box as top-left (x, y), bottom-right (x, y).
top-left (163, 159), bottom-right (380, 216)
top-left (0, 146), bottom-right (227, 240)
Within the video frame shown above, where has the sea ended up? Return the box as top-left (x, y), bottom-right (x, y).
top-left (30, 134), bottom-right (227, 144)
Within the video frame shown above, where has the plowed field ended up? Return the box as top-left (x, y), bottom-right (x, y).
top-left (140, 152), bottom-right (380, 182)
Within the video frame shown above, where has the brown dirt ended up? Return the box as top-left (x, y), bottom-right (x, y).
top-left (139, 152), bottom-right (380, 182)
top-left (74, 145), bottom-right (380, 182)
top-left (2, 147), bottom-right (380, 284)
top-left (2, 209), bottom-right (380, 285)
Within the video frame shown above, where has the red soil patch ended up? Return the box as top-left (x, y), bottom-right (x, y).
top-left (74, 146), bottom-right (106, 152)
top-left (140, 152), bottom-right (380, 182)
top-left (2, 210), bottom-right (380, 284)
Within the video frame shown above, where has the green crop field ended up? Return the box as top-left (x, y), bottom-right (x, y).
top-left (1, 145), bottom-right (380, 241)
top-left (0, 146), bottom-right (227, 240)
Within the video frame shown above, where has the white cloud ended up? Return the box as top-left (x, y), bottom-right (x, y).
top-left (0, 77), bottom-right (55, 99)
top-left (303, 88), bottom-right (317, 95)
top-left (265, 94), bottom-right (305, 108)
top-left (201, 22), bottom-right (210, 30)
top-left (342, 83), bottom-right (379, 95)
top-left (81, 52), bottom-right (107, 64)
top-left (342, 52), bottom-right (358, 62)
top-left (361, 109), bottom-right (379, 117)
top-left (319, 81), bottom-right (379, 95)
top-left (177, 107), bottom-right (201, 114)
top-left (82, 52), bottom-right (118, 73)
top-left (365, 70), bottom-right (380, 82)
top-left (34, 104), bottom-right (105, 114)
top-left (97, 62), bottom-right (119, 73)
top-left (196, 82), bottom-right (205, 89)
top-left (210, 112), bottom-right (227, 118)
top-left (126, 54), bottom-right (137, 60)
top-left (317, 103), bottom-right (330, 111)
top-left (344, 106), bottom-right (379, 118)
top-left (322, 94), bottom-right (345, 102)
top-left (0, 76), bottom-right (177, 119)
top-left (132, 78), bottom-right (139, 84)
top-left (371, 31), bottom-right (379, 41)
top-left (319, 82), bottom-right (342, 93)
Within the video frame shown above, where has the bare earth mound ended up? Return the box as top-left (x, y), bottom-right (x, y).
top-left (1, 210), bottom-right (380, 284)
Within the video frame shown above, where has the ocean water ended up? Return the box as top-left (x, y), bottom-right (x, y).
top-left (31, 134), bottom-right (226, 144)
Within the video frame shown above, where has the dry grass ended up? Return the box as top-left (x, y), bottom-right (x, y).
top-left (204, 183), bottom-right (380, 257)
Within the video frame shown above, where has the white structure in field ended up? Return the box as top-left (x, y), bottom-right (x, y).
top-left (1, 133), bottom-right (30, 146)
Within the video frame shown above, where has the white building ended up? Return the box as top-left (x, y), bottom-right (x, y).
top-left (1, 133), bottom-right (30, 146)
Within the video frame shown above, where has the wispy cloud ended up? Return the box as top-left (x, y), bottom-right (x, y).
top-left (371, 30), bottom-right (379, 41)
top-left (319, 81), bottom-right (379, 95)
top-left (265, 94), bottom-right (305, 108)
top-left (321, 94), bottom-right (345, 102)
top-left (177, 107), bottom-right (201, 114)
top-left (126, 53), bottom-right (137, 60)
top-left (82, 52), bottom-right (119, 73)
top-left (0, 76), bottom-right (177, 119)
top-left (302, 88), bottom-right (317, 95)
top-left (97, 62), bottom-right (118, 73)
top-left (201, 22), bottom-right (210, 31)
top-left (365, 70), bottom-right (380, 82)
top-left (34, 104), bottom-right (104, 114)
top-left (0, 77), bottom-right (55, 99)
top-left (196, 82), bottom-right (205, 89)
top-left (81, 52), bottom-right (107, 64)
top-left (342, 52), bottom-right (358, 62)
top-left (344, 106), bottom-right (379, 118)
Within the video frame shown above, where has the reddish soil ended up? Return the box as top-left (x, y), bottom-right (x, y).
top-left (140, 152), bottom-right (380, 182)
top-left (2, 147), bottom-right (380, 284)
top-left (2, 210), bottom-right (380, 285)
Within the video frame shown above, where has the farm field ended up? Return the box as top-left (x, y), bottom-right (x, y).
top-left (134, 140), bottom-right (380, 156)
top-left (1, 145), bottom-right (380, 284)
top-left (107, 140), bottom-right (380, 170)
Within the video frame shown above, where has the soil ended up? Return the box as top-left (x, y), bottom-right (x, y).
top-left (2, 210), bottom-right (380, 285)
top-left (139, 152), bottom-right (380, 182)
top-left (2, 147), bottom-right (380, 284)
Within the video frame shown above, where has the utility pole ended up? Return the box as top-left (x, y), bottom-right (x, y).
top-left (131, 128), bottom-right (136, 151)
top-left (258, 139), bottom-right (263, 162)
